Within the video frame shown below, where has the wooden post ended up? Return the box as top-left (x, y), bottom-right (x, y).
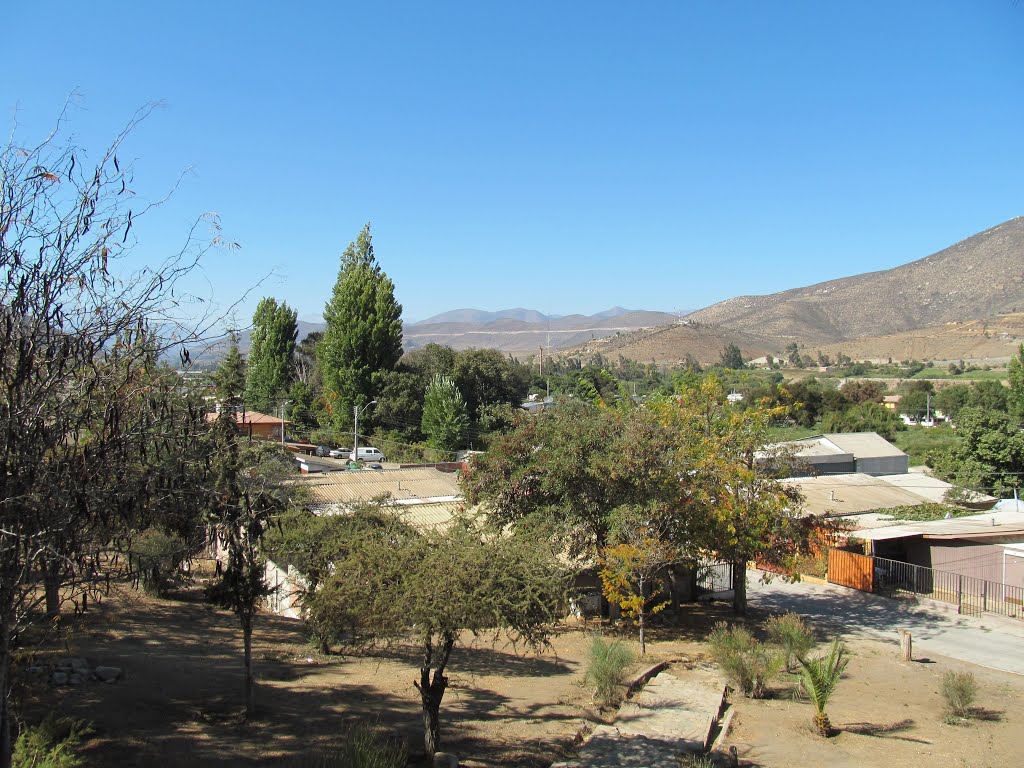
top-left (898, 629), bottom-right (912, 662)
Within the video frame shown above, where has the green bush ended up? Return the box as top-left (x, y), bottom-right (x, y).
top-left (940, 670), bottom-right (977, 721)
top-left (765, 612), bottom-right (816, 672)
top-left (12, 716), bottom-right (91, 768)
top-left (708, 623), bottom-right (782, 699)
top-left (129, 527), bottom-right (187, 595)
top-left (585, 635), bottom-right (635, 708)
top-left (293, 722), bottom-right (406, 768)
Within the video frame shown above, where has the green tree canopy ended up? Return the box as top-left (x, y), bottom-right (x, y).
top-left (821, 401), bottom-right (904, 441)
top-left (970, 379), bottom-right (1009, 413)
top-left (839, 379), bottom-right (885, 405)
top-left (304, 515), bottom-right (565, 757)
top-left (928, 406), bottom-right (1024, 497)
top-left (421, 374), bottom-right (470, 453)
top-left (934, 384), bottom-right (973, 422)
top-left (719, 343), bottom-right (745, 370)
top-left (244, 297), bottom-right (298, 414)
top-left (464, 379), bottom-right (814, 614)
top-left (451, 348), bottom-right (530, 421)
top-left (318, 224), bottom-right (403, 428)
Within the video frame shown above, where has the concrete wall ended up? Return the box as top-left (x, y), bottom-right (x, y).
top-left (265, 559), bottom-right (307, 619)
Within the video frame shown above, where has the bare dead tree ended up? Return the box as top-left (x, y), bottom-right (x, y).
top-left (0, 104), bottom-right (233, 767)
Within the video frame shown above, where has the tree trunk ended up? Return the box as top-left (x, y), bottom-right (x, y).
top-left (243, 616), bottom-right (254, 717)
top-left (44, 563), bottom-right (61, 618)
top-left (0, 613), bottom-right (12, 768)
top-left (416, 633), bottom-right (454, 757)
top-left (421, 680), bottom-right (443, 758)
top-left (732, 560), bottom-right (747, 616)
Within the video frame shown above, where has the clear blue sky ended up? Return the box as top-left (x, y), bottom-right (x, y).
top-left (5, 1), bottom-right (1023, 325)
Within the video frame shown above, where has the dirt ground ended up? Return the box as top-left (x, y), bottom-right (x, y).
top-left (18, 583), bottom-right (1024, 768)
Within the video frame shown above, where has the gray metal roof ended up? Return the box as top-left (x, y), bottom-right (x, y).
top-left (852, 510), bottom-right (1024, 541)
top-left (822, 432), bottom-right (908, 460)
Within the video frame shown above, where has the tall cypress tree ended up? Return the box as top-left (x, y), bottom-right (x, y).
top-left (317, 224), bottom-right (403, 427)
top-left (214, 331), bottom-right (246, 411)
top-left (244, 298), bottom-right (298, 414)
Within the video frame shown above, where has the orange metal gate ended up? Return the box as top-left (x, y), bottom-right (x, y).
top-left (827, 549), bottom-right (874, 593)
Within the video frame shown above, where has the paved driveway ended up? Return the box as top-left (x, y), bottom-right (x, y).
top-left (746, 570), bottom-right (1024, 676)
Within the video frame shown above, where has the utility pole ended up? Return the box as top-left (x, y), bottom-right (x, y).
top-left (353, 405), bottom-right (359, 461)
top-left (279, 400), bottom-right (291, 445)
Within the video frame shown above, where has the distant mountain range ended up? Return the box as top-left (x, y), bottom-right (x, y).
top-left (411, 306), bottom-right (641, 326)
top-left (185, 309), bottom-right (680, 366)
top-left (403, 309), bottom-right (680, 356)
top-left (187, 216), bottom-right (1024, 369)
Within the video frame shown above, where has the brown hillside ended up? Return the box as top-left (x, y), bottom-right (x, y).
top-left (686, 217), bottom-right (1024, 343)
top-left (813, 313), bottom-right (1024, 363)
top-left (560, 320), bottom-right (777, 366)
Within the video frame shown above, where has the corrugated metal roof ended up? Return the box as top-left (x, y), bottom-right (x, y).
top-left (824, 432), bottom-right (907, 459)
top-left (789, 437), bottom-right (850, 458)
top-left (784, 473), bottom-right (935, 517)
top-left (393, 500), bottom-right (464, 530)
top-left (875, 471), bottom-right (994, 505)
top-left (854, 511), bottom-right (1024, 541)
top-left (300, 466), bottom-right (462, 506)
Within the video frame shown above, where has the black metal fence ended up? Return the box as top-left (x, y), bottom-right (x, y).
top-left (873, 556), bottom-right (1024, 619)
top-left (697, 561), bottom-right (734, 595)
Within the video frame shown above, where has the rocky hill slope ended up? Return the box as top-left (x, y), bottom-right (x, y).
top-left (685, 217), bottom-right (1024, 343)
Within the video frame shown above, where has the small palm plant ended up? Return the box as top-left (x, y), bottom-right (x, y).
top-left (798, 639), bottom-right (849, 736)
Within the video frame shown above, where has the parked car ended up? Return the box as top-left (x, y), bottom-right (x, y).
top-left (314, 445), bottom-right (331, 458)
top-left (348, 446), bottom-right (385, 463)
top-left (367, 463), bottom-right (383, 470)
top-left (328, 448), bottom-right (349, 459)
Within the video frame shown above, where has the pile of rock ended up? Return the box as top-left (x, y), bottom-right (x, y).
top-left (25, 657), bottom-right (122, 686)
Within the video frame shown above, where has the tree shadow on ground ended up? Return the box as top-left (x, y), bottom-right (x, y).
top-left (968, 707), bottom-right (1004, 722)
top-left (365, 640), bottom-right (578, 679)
top-left (841, 718), bottom-right (930, 743)
top-left (19, 583), bottom-right (589, 767)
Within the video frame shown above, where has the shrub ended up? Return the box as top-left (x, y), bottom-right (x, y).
top-left (585, 635), bottom-right (635, 708)
top-left (708, 623), bottom-right (783, 699)
top-left (765, 612), bottom-right (816, 672)
top-left (12, 716), bottom-right (91, 768)
top-left (129, 527), bottom-right (187, 595)
top-left (680, 756), bottom-right (717, 768)
top-left (940, 671), bottom-right (977, 721)
top-left (293, 722), bottom-right (407, 768)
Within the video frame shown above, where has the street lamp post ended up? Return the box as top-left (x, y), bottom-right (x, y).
top-left (353, 400), bottom-right (377, 463)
